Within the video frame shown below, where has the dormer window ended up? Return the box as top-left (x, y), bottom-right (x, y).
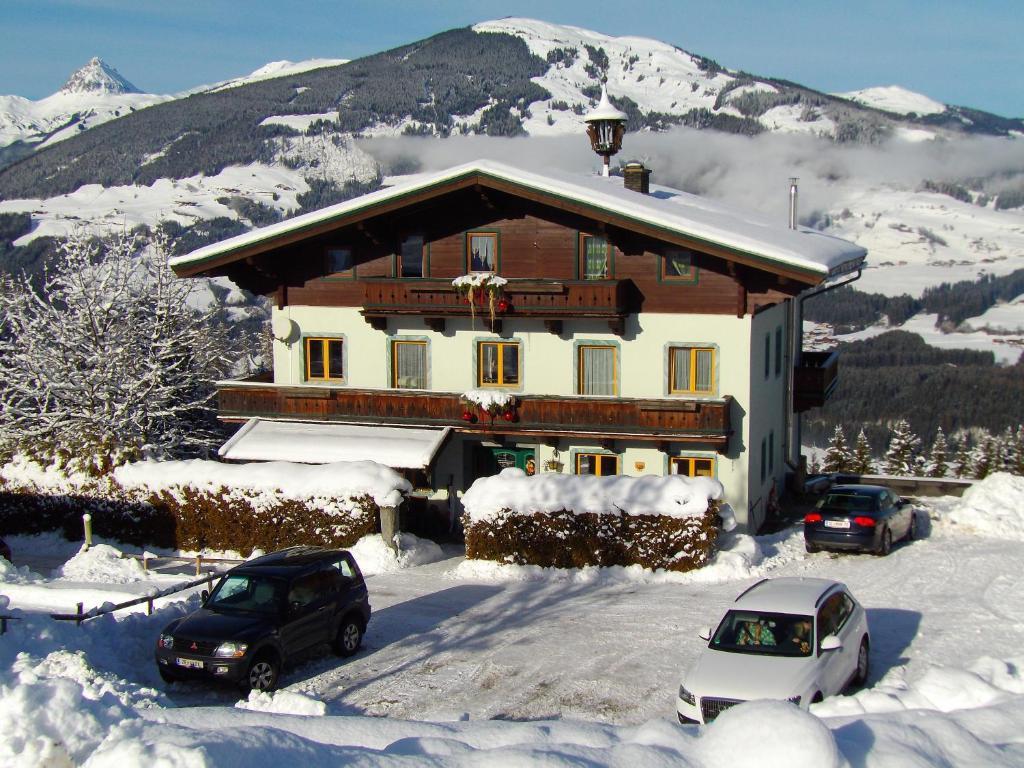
top-left (580, 234), bottom-right (611, 280)
top-left (467, 232), bottom-right (497, 273)
top-left (325, 246), bottom-right (353, 276)
top-left (400, 235), bottom-right (425, 278)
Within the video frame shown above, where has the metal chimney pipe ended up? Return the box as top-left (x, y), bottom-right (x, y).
top-left (788, 178), bottom-right (799, 229)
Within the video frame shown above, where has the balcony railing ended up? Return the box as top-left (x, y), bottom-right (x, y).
top-left (217, 377), bottom-right (732, 450)
top-left (793, 350), bottom-right (839, 412)
top-left (360, 278), bottom-right (634, 334)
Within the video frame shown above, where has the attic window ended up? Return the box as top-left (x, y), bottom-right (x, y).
top-left (662, 249), bottom-right (697, 283)
top-left (467, 232), bottom-right (497, 273)
top-left (400, 235), bottom-right (425, 278)
top-left (325, 247), bottom-right (353, 276)
top-left (580, 234), bottom-right (611, 280)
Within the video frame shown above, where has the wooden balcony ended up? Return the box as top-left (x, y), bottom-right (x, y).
top-left (793, 350), bottom-right (839, 412)
top-left (218, 377), bottom-right (732, 451)
top-left (361, 278), bottom-right (634, 334)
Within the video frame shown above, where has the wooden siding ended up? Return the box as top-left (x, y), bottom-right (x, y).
top-left (793, 350), bottom-right (839, 412)
top-left (218, 380), bottom-right (733, 449)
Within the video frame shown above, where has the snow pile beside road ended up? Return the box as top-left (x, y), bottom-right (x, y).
top-left (349, 533), bottom-right (446, 576)
top-left (0, 557), bottom-right (43, 584)
top-left (235, 689), bottom-right (327, 716)
top-left (462, 467), bottom-right (723, 522)
top-left (939, 473), bottom-right (1024, 540)
top-left (115, 458), bottom-right (412, 509)
top-left (57, 544), bottom-right (148, 584)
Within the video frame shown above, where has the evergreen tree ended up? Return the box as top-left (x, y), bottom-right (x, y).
top-left (822, 425), bottom-right (851, 473)
top-left (952, 436), bottom-right (972, 478)
top-left (970, 432), bottom-right (998, 479)
top-left (882, 419), bottom-right (920, 475)
top-left (997, 426), bottom-right (1018, 473)
top-left (927, 427), bottom-right (950, 478)
top-left (0, 231), bottom-right (236, 470)
top-left (1013, 426), bottom-right (1024, 476)
top-left (850, 429), bottom-right (874, 474)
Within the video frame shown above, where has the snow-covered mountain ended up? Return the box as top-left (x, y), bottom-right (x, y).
top-left (835, 85), bottom-right (947, 117)
top-left (0, 58), bottom-right (170, 164)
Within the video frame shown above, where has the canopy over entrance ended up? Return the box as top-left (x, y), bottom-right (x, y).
top-left (219, 418), bottom-right (452, 470)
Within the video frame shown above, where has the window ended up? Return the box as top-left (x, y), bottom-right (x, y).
top-left (764, 333), bottom-right (771, 379)
top-left (578, 345), bottom-right (617, 395)
top-left (769, 431), bottom-right (775, 473)
top-left (662, 249), bottom-right (697, 283)
top-left (400, 235), bottom-right (425, 278)
top-left (478, 341), bottom-right (519, 387)
top-left (775, 326), bottom-right (783, 377)
top-left (816, 592), bottom-right (855, 643)
top-left (579, 234), bottom-right (610, 279)
top-left (325, 246), bottom-right (353, 276)
top-left (576, 453), bottom-right (619, 476)
top-left (760, 437), bottom-right (767, 482)
top-left (305, 337), bottom-right (344, 381)
top-left (671, 456), bottom-right (715, 477)
top-left (467, 232), bottom-right (497, 273)
top-left (669, 346), bottom-right (714, 394)
top-left (392, 341), bottom-right (427, 389)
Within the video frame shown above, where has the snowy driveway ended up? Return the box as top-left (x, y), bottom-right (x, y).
top-left (256, 520), bottom-right (1024, 725)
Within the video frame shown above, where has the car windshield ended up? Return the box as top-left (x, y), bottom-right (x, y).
top-left (817, 493), bottom-right (877, 512)
top-left (710, 611), bottom-right (815, 657)
top-left (207, 574), bottom-right (284, 615)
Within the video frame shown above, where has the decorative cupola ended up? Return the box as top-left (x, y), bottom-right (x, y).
top-left (584, 82), bottom-right (628, 177)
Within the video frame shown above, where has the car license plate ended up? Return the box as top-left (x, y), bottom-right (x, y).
top-left (824, 519), bottom-right (851, 529)
top-left (176, 657), bottom-right (203, 669)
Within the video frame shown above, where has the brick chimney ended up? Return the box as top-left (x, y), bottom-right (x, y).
top-left (623, 161), bottom-right (651, 194)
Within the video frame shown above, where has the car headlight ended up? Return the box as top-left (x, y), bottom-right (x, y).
top-left (212, 641), bottom-right (249, 658)
top-left (678, 684), bottom-right (696, 706)
top-left (158, 633), bottom-right (174, 650)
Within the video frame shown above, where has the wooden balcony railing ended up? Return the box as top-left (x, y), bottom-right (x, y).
top-left (793, 350), bottom-right (839, 412)
top-left (217, 378), bottom-right (732, 450)
top-left (360, 278), bottom-right (634, 334)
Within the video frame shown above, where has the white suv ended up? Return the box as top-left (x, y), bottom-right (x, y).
top-left (677, 577), bottom-right (870, 724)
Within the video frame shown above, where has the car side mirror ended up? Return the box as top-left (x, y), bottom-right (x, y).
top-left (698, 626), bottom-right (712, 641)
top-left (819, 634), bottom-right (842, 652)
top-left (200, 589), bottom-right (210, 604)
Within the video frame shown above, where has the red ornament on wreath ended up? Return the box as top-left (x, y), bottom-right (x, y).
top-left (496, 298), bottom-right (511, 313)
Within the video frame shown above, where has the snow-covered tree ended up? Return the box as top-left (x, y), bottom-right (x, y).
top-left (996, 426), bottom-right (1020, 474)
top-left (850, 429), bottom-right (874, 475)
top-left (952, 436), bottom-right (972, 478)
top-left (0, 231), bottom-right (236, 470)
top-left (926, 427), bottom-right (949, 478)
top-left (822, 425), bottom-right (851, 474)
top-left (969, 433), bottom-right (998, 479)
top-left (881, 419), bottom-right (920, 476)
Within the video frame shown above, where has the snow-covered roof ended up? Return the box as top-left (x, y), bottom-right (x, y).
top-left (171, 160), bottom-right (866, 282)
top-left (218, 418), bottom-right (451, 469)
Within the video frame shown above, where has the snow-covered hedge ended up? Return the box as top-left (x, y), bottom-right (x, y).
top-left (0, 457), bottom-right (410, 553)
top-left (461, 469), bottom-right (723, 572)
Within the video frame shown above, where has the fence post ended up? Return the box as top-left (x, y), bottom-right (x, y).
top-left (82, 514), bottom-right (93, 551)
top-left (75, 602), bottom-right (83, 626)
top-left (142, 555), bottom-right (149, 573)
top-left (147, 597), bottom-right (154, 616)
top-left (195, 555), bottom-right (202, 576)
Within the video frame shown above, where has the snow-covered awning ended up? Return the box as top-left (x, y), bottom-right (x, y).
top-left (218, 419), bottom-right (452, 470)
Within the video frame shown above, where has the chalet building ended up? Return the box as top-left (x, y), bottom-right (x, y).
top-left (171, 157), bottom-right (865, 533)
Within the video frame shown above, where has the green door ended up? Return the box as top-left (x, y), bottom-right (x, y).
top-left (471, 445), bottom-right (537, 480)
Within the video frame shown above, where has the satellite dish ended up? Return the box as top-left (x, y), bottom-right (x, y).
top-left (271, 313), bottom-right (296, 342)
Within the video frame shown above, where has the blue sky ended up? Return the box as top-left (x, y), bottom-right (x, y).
top-left (3, 0), bottom-right (1022, 117)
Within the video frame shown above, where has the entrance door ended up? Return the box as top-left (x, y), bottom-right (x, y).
top-left (471, 445), bottom-right (537, 481)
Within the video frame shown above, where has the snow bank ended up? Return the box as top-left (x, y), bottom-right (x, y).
top-left (235, 690), bottom-right (327, 716)
top-left (461, 467), bottom-right (723, 522)
top-left (114, 458), bottom-right (411, 509)
top-left (699, 700), bottom-right (841, 768)
top-left (936, 472), bottom-right (1024, 540)
top-left (348, 533), bottom-right (446, 576)
top-left (57, 544), bottom-right (148, 584)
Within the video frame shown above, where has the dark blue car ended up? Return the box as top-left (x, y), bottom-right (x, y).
top-left (804, 485), bottom-right (918, 556)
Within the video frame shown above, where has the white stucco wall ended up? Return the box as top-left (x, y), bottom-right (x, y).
top-left (271, 305), bottom-right (788, 529)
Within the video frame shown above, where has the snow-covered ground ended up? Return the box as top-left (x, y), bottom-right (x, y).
top-left (4, 474), bottom-right (1024, 766)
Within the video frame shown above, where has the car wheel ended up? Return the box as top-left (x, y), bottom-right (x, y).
top-left (905, 513), bottom-right (917, 542)
top-left (805, 541), bottom-right (819, 554)
top-left (158, 668), bottom-right (178, 684)
top-left (875, 527), bottom-right (892, 556)
top-left (335, 616), bottom-right (364, 657)
top-left (245, 654), bottom-right (279, 692)
top-left (852, 637), bottom-right (870, 688)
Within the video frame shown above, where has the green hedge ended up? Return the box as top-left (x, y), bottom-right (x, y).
top-left (464, 503), bottom-right (719, 572)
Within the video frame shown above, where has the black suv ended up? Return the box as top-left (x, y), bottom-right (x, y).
top-left (155, 546), bottom-right (370, 692)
